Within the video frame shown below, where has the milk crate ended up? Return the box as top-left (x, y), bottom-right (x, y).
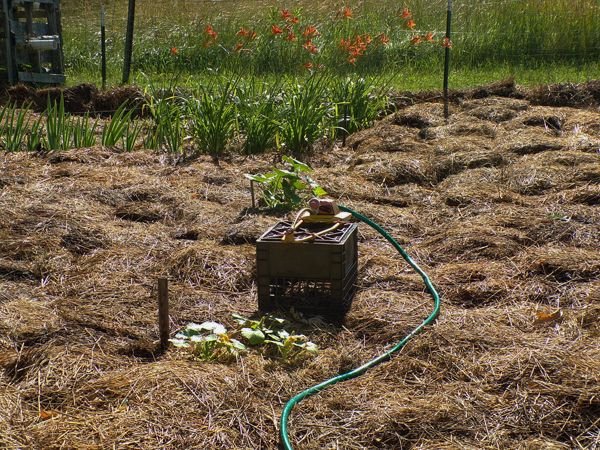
top-left (256, 221), bottom-right (358, 321)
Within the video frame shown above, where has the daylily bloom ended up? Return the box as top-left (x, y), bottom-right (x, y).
top-left (378, 33), bottom-right (390, 45)
top-left (442, 37), bottom-right (453, 48)
top-left (342, 6), bottom-right (353, 19)
top-left (303, 62), bottom-right (314, 70)
top-left (401, 8), bottom-right (411, 19)
top-left (280, 9), bottom-right (291, 20)
top-left (303, 40), bottom-right (318, 54)
top-left (410, 35), bottom-right (422, 45)
top-left (406, 19), bottom-right (416, 29)
top-left (170, 47), bottom-right (178, 55)
top-left (302, 25), bottom-right (319, 38)
top-left (204, 24), bottom-right (218, 40)
top-left (424, 32), bottom-right (435, 42)
top-left (285, 31), bottom-right (296, 41)
top-left (271, 24), bottom-right (283, 35)
top-left (233, 42), bottom-right (244, 52)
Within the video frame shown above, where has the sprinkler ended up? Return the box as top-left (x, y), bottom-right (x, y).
top-left (261, 199), bottom-right (441, 449)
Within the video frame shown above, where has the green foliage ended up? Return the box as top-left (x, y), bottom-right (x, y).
top-left (71, 112), bottom-right (98, 148)
top-left (276, 75), bottom-right (332, 156)
top-left (331, 76), bottom-right (388, 135)
top-left (233, 314), bottom-right (318, 362)
top-left (43, 96), bottom-right (72, 151)
top-left (157, 102), bottom-right (183, 155)
top-left (142, 83), bottom-right (186, 155)
top-left (245, 156), bottom-right (327, 210)
top-left (0, 103), bottom-right (30, 152)
top-left (101, 103), bottom-right (135, 148)
top-left (237, 81), bottom-right (280, 155)
top-left (186, 80), bottom-right (238, 160)
top-left (171, 314), bottom-right (318, 363)
top-left (26, 115), bottom-right (43, 152)
top-left (62, 0), bottom-right (600, 86)
top-left (170, 321), bottom-right (246, 361)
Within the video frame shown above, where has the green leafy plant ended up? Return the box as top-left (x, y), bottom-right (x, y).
top-left (101, 103), bottom-right (135, 148)
top-left (237, 81), bottom-right (280, 155)
top-left (123, 119), bottom-right (143, 152)
top-left (233, 313), bottom-right (318, 362)
top-left (170, 321), bottom-right (246, 361)
top-left (170, 314), bottom-right (318, 363)
top-left (187, 80), bottom-right (238, 160)
top-left (43, 96), bottom-right (73, 151)
top-left (71, 112), bottom-right (98, 148)
top-left (245, 155), bottom-right (327, 210)
top-left (276, 75), bottom-right (333, 156)
top-left (26, 114), bottom-right (43, 152)
top-left (0, 102), bottom-right (30, 152)
top-left (143, 89), bottom-right (185, 155)
top-left (331, 76), bottom-right (388, 136)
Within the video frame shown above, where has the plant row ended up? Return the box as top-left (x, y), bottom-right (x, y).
top-left (0, 75), bottom-right (388, 157)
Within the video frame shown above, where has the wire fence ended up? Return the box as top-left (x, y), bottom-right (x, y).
top-left (59, 0), bottom-right (600, 84)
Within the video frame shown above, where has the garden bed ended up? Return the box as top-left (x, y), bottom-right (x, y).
top-left (0, 92), bottom-right (598, 448)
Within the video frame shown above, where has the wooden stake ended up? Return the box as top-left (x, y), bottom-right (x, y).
top-left (443, 0), bottom-right (453, 121)
top-left (158, 278), bottom-right (169, 351)
top-left (100, 5), bottom-right (106, 90)
top-left (122, 0), bottom-right (136, 84)
top-left (250, 180), bottom-right (256, 209)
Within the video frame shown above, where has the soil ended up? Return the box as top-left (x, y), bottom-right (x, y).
top-left (0, 86), bottom-right (598, 449)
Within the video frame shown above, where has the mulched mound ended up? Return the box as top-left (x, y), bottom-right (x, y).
top-left (391, 77), bottom-right (600, 109)
top-left (4, 83), bottom-right (145, 115)
top-left (0, 94), bottom-right (598, 449)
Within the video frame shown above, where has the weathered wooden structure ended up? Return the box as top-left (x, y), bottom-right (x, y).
top-left (1, 0), bottom-right (64, 85)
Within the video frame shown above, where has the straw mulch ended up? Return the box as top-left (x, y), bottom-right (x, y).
top-left (0, 93), bottom-right (598, 449)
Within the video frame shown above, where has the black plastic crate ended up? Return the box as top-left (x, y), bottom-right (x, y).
top-left (256, 221), bottom-right (358, 321)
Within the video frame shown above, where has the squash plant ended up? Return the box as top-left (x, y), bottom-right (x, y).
top-left (245, 156), bottom-right (326, 210)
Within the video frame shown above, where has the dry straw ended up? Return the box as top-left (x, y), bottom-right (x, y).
top-left (0, 82), bottom-right (598, 448)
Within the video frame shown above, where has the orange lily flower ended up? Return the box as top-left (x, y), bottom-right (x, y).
top-left (401, 8), bottom-right (411, 19)
top-left (342, 6), bottom-right (353, 19)
top-left (302, 25), bottom-right (319, 38)
top-left (303, 40), bottom-right (319, 54)
top-left (204, 24), bottom-right (218, 40)
top-left (406, 19), bottom-right (416, 29)
top-left (424, 32), bottom-right (435, 42)
top-left (271, 24), bottom-right (283, 35)
top-left (410, 35), bottom-right (422, 45)
top-left (442, 37), bottom-right (453, 48)
top-left (170, 47), bottom-right (178, 55)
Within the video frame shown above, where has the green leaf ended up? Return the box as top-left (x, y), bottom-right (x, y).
top-left (232, 313), bottom-right (250, 325)
top-left (169, 338), bottom-right (190, 348)
top-left (197, 321), bottom-right (227, 335)
top-left (241, 327), bottom-right (266, 345)
top-left (311, 185), bottom-right (327, 197)
top-left (303, 342), bottom-right (319, 353)
top-left (230, 339), bottom-right (247, 351)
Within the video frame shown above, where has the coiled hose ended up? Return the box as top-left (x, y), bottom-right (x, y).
top-left (280, 205), bottom-right (441, 449)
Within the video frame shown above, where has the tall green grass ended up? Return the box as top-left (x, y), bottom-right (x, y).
top-left (62, 0), bottom-right (600, 86)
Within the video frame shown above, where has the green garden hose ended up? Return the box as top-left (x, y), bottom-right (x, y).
top-left (280, 205), bottom-right (441, 449)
